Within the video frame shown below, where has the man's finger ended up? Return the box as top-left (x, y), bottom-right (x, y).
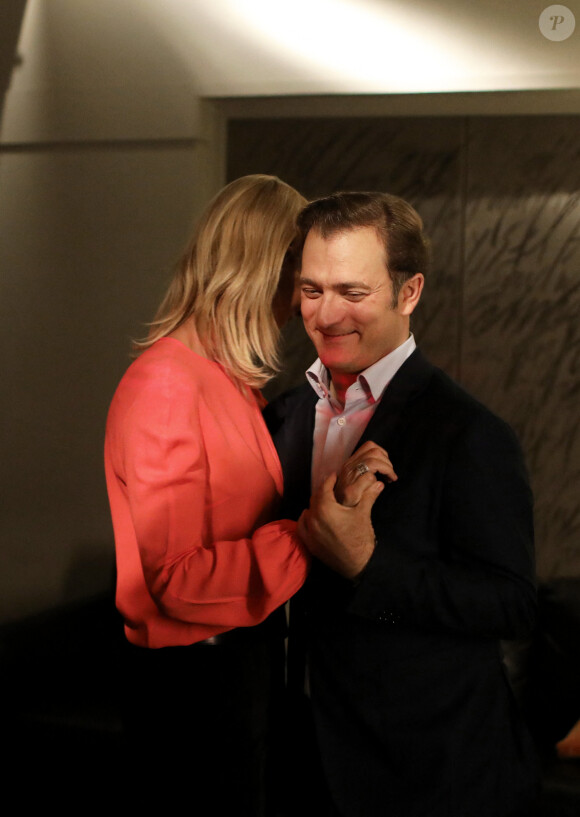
top-left (339, 472), bottom-right (376, 507)
top-left (347, 449), bottom-right (397, 477)
top-left (357, 479), bottom-right (384, 513)
top-left (377, 463), bottom-right (398, 482)
top-left (321, 472), bottom-right (339, 496)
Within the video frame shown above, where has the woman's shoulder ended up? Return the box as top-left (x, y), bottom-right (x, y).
top-left (109, 338), bottom-right (226, 420)
top-left (126, 338), bottom-right (220, 388)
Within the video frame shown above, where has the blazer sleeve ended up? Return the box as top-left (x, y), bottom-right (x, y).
top-left (109, 369), bottom-right (309, 630)
top-left (348, 409), bottom-right (537, 640)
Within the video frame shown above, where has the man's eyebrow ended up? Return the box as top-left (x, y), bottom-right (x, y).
top-left (299, 276), bottom-right (372, 292)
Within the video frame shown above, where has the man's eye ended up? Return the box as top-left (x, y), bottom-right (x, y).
top-left (345, 292), bottom-right (366, 301)
top-left (302, 288), bottom-right (321, 298)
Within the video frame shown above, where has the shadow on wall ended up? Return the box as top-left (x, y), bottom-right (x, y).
top-left (0, 1), bottom-right (27, 118)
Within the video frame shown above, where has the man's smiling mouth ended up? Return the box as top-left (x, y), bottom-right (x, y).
top-left (319, 330), bottom-right (357, 338)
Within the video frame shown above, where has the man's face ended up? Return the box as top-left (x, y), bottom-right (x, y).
top-left (300, 226), bottom-right (411, 383)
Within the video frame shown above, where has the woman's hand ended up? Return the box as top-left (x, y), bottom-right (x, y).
top-left (335, 440), bottom-right (397, 507)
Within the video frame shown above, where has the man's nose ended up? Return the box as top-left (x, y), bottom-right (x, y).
top-left (316, 294), bottom-right (345, 328)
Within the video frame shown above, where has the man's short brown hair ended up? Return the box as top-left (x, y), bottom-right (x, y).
top-left (297, 191), bottom-right (430, 303)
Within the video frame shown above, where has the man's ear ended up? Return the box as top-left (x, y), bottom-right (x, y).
top-left (398, 273), bottom-right (424, 316)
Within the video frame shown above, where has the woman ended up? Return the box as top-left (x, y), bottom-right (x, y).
top-left (104, 175), bottom-right (310, 813)
top-left (557, 718), bottom-right (580, 758)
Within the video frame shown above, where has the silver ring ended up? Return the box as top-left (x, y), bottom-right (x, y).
top-left (355, 462), bottom-right (369, 476)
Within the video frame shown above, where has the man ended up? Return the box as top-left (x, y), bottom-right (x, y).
top-left (265, 192), bottom-right (539, 817)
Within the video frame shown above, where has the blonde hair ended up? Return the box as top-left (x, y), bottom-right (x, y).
top-left (135, 175), bottom-right (306, 388)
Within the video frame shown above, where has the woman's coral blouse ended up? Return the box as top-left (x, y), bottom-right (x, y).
top-left (104, 338), bottom-right (309, 648)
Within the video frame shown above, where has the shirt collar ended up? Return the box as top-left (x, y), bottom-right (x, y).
top-left (306, 333), bottom-right (416, 402)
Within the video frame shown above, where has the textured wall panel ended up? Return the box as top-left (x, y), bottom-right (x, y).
top-left (464, 117), bottom-right (580, 577)
top-left (228, 114), bottom-right (580, 578)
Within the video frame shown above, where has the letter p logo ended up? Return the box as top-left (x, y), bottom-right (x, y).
top-left (539, 5), bottom-right (576, 40)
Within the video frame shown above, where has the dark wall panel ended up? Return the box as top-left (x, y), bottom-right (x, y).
top-left (228, 114), bottom-right (580, 579)
top-left (464, 117), bottom-right (580, 577)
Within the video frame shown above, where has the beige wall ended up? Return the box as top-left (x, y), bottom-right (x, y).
top-left (0, 2), bottom-right (226, 622)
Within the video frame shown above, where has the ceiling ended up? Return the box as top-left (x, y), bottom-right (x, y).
top-left (1, 0), bottom-right (579, 103)
top-left (147, 0), bottom-right (580, 95)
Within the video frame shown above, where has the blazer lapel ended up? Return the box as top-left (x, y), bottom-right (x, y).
top-left (265, 385), bottom-right (317, 520)
top-left (357, 348), bottom-right (435, 449)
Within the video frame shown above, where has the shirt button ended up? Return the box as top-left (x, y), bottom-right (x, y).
top-left (337, 417), bottom-right (346, 426)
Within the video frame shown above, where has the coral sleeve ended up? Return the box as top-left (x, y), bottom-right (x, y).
top-left (105, 344), bottom-right (309, 643)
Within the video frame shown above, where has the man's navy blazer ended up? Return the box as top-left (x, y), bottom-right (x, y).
top-left (264, 349), bottom-right (539, 817)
